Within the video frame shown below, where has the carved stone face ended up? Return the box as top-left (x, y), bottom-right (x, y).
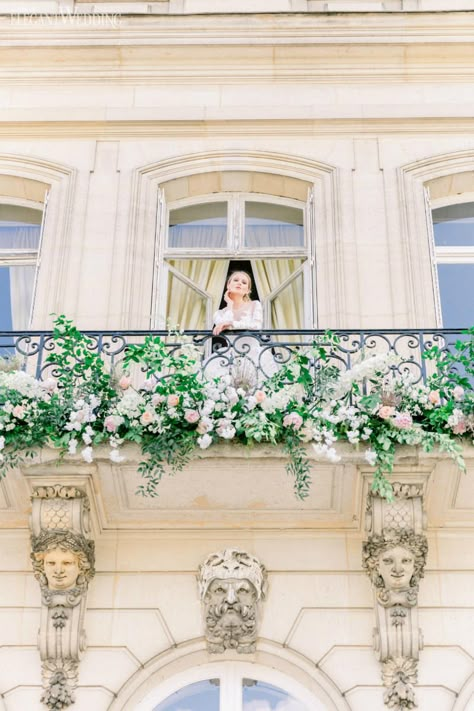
top-left (378, 545), bottom-right (415, 591)
top-left (43, 548), bottom-right (80, 590)
top-left (207, 577), bottom-right (256, 610)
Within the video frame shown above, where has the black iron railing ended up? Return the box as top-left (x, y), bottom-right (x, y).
top-left (0, 328), bottom-right (468, 386)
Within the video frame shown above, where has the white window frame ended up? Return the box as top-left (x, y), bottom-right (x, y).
top-left (153, 191), bottom-right (314, 329)
top-left (429, 191), bottom-right (474, 328)
top-left (0, 197), bottom-right (46, 330)
top-left (133, 661), bottom-right (327, 711)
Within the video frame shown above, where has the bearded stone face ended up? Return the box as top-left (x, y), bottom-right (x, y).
top-left (204, 577), bottom-right (258, 653)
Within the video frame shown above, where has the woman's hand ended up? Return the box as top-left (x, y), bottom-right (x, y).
top-left (213, 322), bottom-right (232, 336)
top-left (223, 290), bottom-right (233, 306)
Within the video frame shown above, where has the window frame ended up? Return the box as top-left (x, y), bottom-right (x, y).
top-left (154, 191), bottom-right (313, 329)
top-left (430, 192), bottom-right (474, 327)
top-left (0, 198), bottom-right (45, 330)
top-left (133, 661), bottom-right (326, 711)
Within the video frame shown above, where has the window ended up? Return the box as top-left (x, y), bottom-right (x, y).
top-left (146, 674), bottom-right (314, 711)
top-left (432, 201), bottom-right (474, 327)
top-left (154, 192), bottom-right (313, 330)
top-left (0, 204), bottom-right (43, 330)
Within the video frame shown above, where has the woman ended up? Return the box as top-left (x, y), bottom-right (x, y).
top-left (207, 271), bottom-right (267, 388)
top-left (212, 271), bottom-right (262, 335)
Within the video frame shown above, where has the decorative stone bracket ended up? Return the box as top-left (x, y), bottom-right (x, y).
top-left (363, 483), bottom-right (428, 710)
top-left (30, 486), bottom-right (95, 710)
top-left (197, 548), bottom-right (267, 654)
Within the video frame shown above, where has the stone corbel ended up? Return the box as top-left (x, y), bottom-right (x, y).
top-left (197, 548), bottom-right (267, 654)
top-left (30, 486), bottom-right (95, 710)
top-left (363, 483), bottom-right (428, 710)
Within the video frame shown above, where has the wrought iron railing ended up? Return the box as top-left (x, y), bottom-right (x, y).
top-left (0, 328), bottom-right (468, 387)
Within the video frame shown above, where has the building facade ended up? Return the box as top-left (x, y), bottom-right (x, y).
top-left (0, 2), bottom-right (473, 710)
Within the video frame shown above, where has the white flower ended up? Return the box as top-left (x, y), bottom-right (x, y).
top-left (0, 436), bottom-right (4, 450)
top-left (81, 446), bottom-right (93, 463)
top-left (109, 448), bottom-right (125, 463)
top-left (197, 433), bottom-right (212, 449)
top-left (68, 439), bottom-right (78, 455)
top-left (364, 449), bottom-right (378, 467)
top-left (82, 432), bottom-right (92, 445)
top-left (217, 425), bottom-right (236, 440)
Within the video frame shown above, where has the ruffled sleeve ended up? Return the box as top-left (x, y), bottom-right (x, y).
top-left (213, 301), bottom-right (262, 330)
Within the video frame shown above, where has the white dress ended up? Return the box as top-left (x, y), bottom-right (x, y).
top-left (205, 300), bottom-right (275, 388)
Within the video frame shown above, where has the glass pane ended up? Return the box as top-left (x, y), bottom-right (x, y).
top-left (169, 203), bottom-right (227, 249)
top-left (0, 265), bottom-right (36, 330)
top-left (153, 680), bottom-right (220, 711)
top-left (437, 263), bottom-right (474, 327)
top-left (245, 202), bottom-right (304, 249)
top-left (433, 203), bottom-right (474, 247)
top-left (243, 680), bottom-right (308, 711)
top-left (268, 268), bottom-right (304, 330)
top-left (0, 223), bottom-right (41, 250)
top-left (166, 269), bottom-right (208, 330)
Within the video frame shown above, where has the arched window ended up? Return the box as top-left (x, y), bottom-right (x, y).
top-left (0, 202), bottom-right (44, 330)
top-left (152, 189), bottom-right (315, 331)
top-left (135, 664), bottom-right (326, 711)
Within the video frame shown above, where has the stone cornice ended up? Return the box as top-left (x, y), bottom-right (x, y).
top-left (1, 117), bottom-right (474, 138)
top-left (1, 12), bottom-right (474, 47)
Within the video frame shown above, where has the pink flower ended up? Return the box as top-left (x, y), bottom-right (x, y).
top-left (152, 393), bottom-right (164, 407)
top-left (378, 405), bottom-right (395, 419)
top-left (12, 405), bottom-right (25, 419)
top-left (283, 412), bottom-right (303, 430)
top-left (119, 375), bottom-right (131, 390)
top-left (255, 390), bottom-right (266, 404)
top-left (197, 418), bottom-right (212, 434)
top-left (452, 420), bottom-right (467, 435)
top-left (140, 411), bottom-right (154, 426)
top-left (185, 409), bottom-right (199, 424)
top-left (167, 394), bottom-right (180, 407)
top-left (393, 412), bottom-right (413, 430)
top-left (104, 415), bottom-right (122, 433)
top-left (428, 390), bottom-right (441, 406)
top-left (453, 386), bottom-right (465, 402)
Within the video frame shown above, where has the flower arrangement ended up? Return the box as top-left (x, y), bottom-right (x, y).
top-left (0, 316), bottom-right (472, 500)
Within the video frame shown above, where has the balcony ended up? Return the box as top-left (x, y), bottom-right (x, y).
top-left (0, 325), bottom-right (472, 533)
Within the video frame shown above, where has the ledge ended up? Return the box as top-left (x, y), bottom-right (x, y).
top-left (0, 442), bottom-right (472, 532)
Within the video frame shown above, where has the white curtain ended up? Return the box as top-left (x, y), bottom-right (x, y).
top-left (0, 224), bottom-right (40, 330)
top-left (167, 259), bottom-right (229, 330)
top-left (252, 259), bottom-right (304, 330)
top-left (168, 225), bottom-right (227, 249)
top-left (245, 224), bottom-right (303, 249)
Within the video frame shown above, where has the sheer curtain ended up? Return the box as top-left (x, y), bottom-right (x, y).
top-left (167, 259), bottom-right (229, 329)
top-left (0, 224), bottom-right (40, 329)
top-left (252, 259), bottom-right (304, 330)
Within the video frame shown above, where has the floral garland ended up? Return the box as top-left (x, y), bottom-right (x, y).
top-left (0, 316), bottom-right (472, 500)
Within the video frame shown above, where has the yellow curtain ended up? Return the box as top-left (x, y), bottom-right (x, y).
top-left (166, 259), bottom-right (229, 330)
top-left (252, 259), bottom-right (304, 329)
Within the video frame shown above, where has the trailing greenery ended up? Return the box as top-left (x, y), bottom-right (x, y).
top-left (0, 316), bottom-right (472, 500)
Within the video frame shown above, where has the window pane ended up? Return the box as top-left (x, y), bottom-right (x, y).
top-left (153, 680), bottom-right (220, 711)
top-left (0, 223), bottom-right (41, 250)
top-left (169, 203), bottom-right (227, 249)
top-left (245, 202), bottom-right (304, 249)
top-left (432, 203), bottom-right (474, 247)
top-left (166, 269), bottom-right (208, 330)
top-left (243, 679), bottom-right (308, 711)
top-left (437, 263), bottom-right (474, 327)
top-left (0, 265), bottom-right (36, 330)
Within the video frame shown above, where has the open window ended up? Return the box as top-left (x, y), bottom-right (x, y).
top-left (153, 191), bottom-right (314, 330)
top-left (0, 203), bottom-right (44, 330)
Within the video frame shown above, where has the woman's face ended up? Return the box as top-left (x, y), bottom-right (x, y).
top-left (227, 272), bottom-right (250, 297)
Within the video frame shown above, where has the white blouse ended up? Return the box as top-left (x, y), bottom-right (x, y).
top-left (213, 300), bottom-right (263, 330)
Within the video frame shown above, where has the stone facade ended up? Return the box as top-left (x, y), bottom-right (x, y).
top-left (0, 2), bottom-right (473, 710)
